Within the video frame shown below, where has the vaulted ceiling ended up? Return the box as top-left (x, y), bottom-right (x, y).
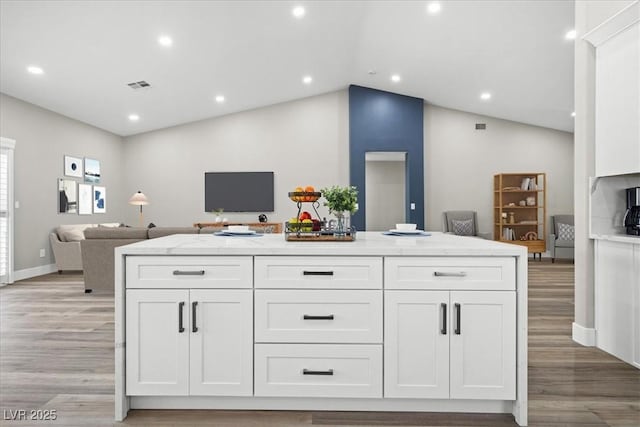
top-left (0, 1), bottom-right (575, 136)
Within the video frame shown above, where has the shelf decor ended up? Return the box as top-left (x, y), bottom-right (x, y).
top-left (494, 173), bottom-right (546, 259)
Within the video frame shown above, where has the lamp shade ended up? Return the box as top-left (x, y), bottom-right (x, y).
top-left (129, 191), bottom-right (149, 206)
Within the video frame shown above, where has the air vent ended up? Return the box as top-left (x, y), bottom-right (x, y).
top-left (127, 80), bottom-right (151, 90)
top-left (475, 123), bottom-right (487, 130)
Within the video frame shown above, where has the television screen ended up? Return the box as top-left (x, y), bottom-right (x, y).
top-left (204, 172), bottom-right (274, 212)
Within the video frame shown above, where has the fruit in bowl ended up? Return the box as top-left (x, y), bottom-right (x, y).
top-left (299, 211), bottom-right (312, 221)
top-left (302, 218), bottom-right (313, 232)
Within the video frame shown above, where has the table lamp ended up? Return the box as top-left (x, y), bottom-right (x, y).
top-left (128, 191), bottom-right (149, 227)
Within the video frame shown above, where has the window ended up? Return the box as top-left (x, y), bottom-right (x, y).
top-left (0, 137), bottom-right (15, 284)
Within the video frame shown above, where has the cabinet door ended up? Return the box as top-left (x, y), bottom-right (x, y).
top-left (450, 291), bottom-right (516, 400)
top-left (595, 240), bottom-right (637, 366)
top-left (384, 291), bottom-right (449, 398)
top-left (126, 289), bottom-right (190, 395)
top-left (189, 289), bottom-right (253, 395)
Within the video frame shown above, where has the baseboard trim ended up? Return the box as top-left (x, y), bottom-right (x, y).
top-left (13, 264), bottom-right (57, 282)
top-left (572, 322), bottom-right (596, 347)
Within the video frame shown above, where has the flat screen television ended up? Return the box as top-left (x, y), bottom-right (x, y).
top-left (204, 172), bottom-right (274, 212)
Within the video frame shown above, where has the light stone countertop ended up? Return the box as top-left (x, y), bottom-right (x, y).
top-left (116, 231), bottom-right (528, 257)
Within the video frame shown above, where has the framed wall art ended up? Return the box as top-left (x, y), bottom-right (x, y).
top-left (64, 155), bottom-right (83, 178)
top-left (78, 183), bottom-right (93, 215)
top-left (58, 178), bottom-right (78, 214)
top-left (93, 186), bottom-right (106, 213)
top-left (84, 158), bottom-right (101, 184)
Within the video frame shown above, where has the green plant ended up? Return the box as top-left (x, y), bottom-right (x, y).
top-left (320, 185), bottom-right (358, 214)
top-left (212, 208), bottom-right (224, 216)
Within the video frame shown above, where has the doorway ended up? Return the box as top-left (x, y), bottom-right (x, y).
top-left (365, 152), bottom-right (407, 231)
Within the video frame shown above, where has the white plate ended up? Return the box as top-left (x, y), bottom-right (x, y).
top-left (221, 230), bottom-right (256, 235)
top-left (389, 229), bottom-right (425, 234)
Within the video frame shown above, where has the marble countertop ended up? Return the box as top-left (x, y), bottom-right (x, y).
top-left (115, 231), bottom-right (528, 257)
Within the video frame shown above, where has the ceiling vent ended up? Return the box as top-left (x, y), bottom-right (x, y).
top-left (475, 123), bottom-right (487, 130)
top-left (127, 80), bottom-right (151, 90)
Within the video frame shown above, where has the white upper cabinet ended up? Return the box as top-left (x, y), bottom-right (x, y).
top-left (585, 2), bottom-right (640, 177)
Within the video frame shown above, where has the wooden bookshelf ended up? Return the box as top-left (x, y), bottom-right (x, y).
top-left (494, 173), bottom-right (546, 258)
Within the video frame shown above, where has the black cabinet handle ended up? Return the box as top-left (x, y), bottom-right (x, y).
top-left (303, 271), bottom-right (334, 276)
top-left (302, 369), bottom-right (334, 376)
top-left (178, 302), bottom-right (185, 333)
top-left (303, 314), bottom-right (335, 320)
top-left (192, 301), bottom-right (198, 333)
top-left (441, 303), bottom-right (447, 335)
top-left (434, 271), bottom-right (467, 277)
top-left (454, 303), bottom-right (461, 335)
top-left (173, 270), bottom-right (205, 276)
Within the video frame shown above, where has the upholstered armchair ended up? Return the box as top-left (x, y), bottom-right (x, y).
top-left (442, 211), bottom-right (491, 239)
top-left (548, 214), bottom-right (575, 263)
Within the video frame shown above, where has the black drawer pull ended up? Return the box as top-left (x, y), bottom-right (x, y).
top-left (303, 314), bottom-right (335, 320)
top-left (173, 270), bottom-right (205, 276)
top-left (434, 271), bottom-right (467, 277)
top-left (302, 369), bottom-right (334, 376)
top-left (454, 303), bottom-right (461, 335)
top-left (178, 302), bottom-right (185, 333)
top-left (441, 303), bottom-right (447, 335)
top-left (192, 301), bottom-right (198, 333)
top-left (302, 271), bottom-right (334, 276)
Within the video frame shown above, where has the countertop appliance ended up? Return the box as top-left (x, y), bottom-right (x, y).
top-left (624, 187), bottom-right (640, 236)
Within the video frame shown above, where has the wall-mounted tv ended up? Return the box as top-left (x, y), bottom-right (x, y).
top-left (204, 172), bottom-right (274, 212)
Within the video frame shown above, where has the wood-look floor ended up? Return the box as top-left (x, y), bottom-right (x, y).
top-left (1, 261), bottom-right (638, 426)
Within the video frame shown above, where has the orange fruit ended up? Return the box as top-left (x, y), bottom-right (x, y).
top-left (304, 185), bottom-right (315, 193)
top-left (294, 186), bottom-right (304, 201)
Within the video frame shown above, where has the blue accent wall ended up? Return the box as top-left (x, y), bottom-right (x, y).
top-left (349, 85), bottom-right (424, 230)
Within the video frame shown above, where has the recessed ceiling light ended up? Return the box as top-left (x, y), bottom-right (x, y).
top-left (571, 111), bottom-right (576, 117)
top-left (565, 29), bottom-right (576, 40)
top-left (302, 75), bottom-right (313, 84)
top-left (215, 95), bottom-right (225, 103)
top-left (427, 2), bottom-right (442, 15)
top-left (292, 6), bottom-right (305, 18)
top-left (480, 92), bottom-right (492, 100)
top-left (158, 35), bottom-right (173, 47)
top-left (128, 114), bottom-right (140, 122)
top-left (27, 65), bottom-right (44, 75)
top-left (391, 74), bottom-right (401, 83)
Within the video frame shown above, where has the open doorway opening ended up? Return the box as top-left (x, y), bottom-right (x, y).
top-left (365, 152), bottom-right (407, 231)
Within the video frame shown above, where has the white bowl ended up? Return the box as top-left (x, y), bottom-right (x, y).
top-left (395, 223), bottom-right (417, 231)
top-left (228, 225), bottom-right (249, 232)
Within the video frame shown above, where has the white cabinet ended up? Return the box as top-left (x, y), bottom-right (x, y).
top-left (449, 291), bottom-right (516, 400)
top-left (190, 290), bottom-right (253, 395)
top-left (384, 291), bottom-right (450, 398)
top-left (126, 289), bottom-right (253, 396)
top-left (595, 240), bottom-right (640, 368)
top-left (126, 289), bottom-right (190, 395)
top-left (585, 2), bottom-right (640, 177)
top-left (385, 290), bottom-right (516, 400)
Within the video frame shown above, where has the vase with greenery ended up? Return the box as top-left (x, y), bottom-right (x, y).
top-left (212, 208), bottom-right (224, 223)
top-left (320, 185), bottom-right (358, 236)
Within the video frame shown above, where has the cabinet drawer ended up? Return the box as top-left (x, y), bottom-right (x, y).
top-left (255, 290), bottom-right (382, 343)
top-left (254, 344), bottom-right (382, 398)
top-left (126, 256), bottom-right (253, 289)
top-left (385, 257), bottom-right (515, 290)
top-left (254, 256), bottom-right (382, 289)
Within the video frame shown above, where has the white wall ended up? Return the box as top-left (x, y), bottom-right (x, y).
top-left (0, 93), bottom-right (125, 271)
top-left (122, 91), bottom-right (349, 226)
top-left (424, 105), bottom-right (574, 236)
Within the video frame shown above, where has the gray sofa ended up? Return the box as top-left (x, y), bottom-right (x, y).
top-left (548, 215), bottom-right (574, 263)
top-left (81, 227), bottom-right (198, 293)
top-left (49, 223), bottom-right (121, 272)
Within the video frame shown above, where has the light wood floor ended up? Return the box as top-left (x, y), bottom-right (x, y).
top-left (1, 261), bottom-right (638, 426)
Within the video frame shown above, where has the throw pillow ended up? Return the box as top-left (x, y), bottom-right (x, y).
top-left (557, 223), bottom-right (574, 240)
top-left (60, 228), bottom-right (85, 242)
top-left (451, 219), bottom-right (474, 236)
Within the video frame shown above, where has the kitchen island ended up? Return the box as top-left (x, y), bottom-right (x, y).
top-left (114, 232), bottom-right (528, 425)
